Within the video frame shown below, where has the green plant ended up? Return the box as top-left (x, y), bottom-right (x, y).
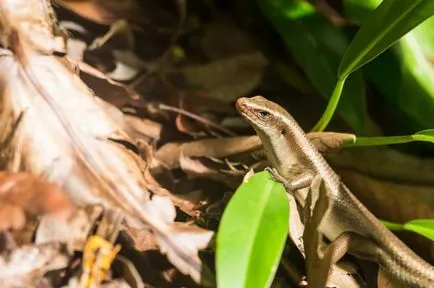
top-left (215, 1), bottom-right (434, 287)
top-left (216, 171), bottom-right (288, 288)
top-left (314, 0), bottom-right (434, 132)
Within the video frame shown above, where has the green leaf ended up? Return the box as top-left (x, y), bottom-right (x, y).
top-left (339, 0), bottom-right (434, 78)
top-left (404, 219), bottom-right (434, 241)
top-left (412, 15), bottom-right (434, 55)
top-left (381, 220), bottom-right (404, 231)
top-left (258, 0), bottom-right (366, 134)
top-left (415, 129), bottom-right (434, 137)
top-left (343, 0), bottom-right (381, 23)
top-left (382, 219), bottom-right (434, 241)
top-left (216, 171), bottom-right (289, 288)
top-left (343, 0), bottom-right (434, 132)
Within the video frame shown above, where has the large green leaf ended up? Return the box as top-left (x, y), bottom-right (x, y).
top-left (339, 0), bottom-right (434, 78)
top-left (404, 219), bottom-right (434, 241)
top-left (343, 0), bottom-right (381, 22)
top-left (343, 0), bottom-right (434, 131)
top-left (383, 219), bottom-right (434, 241)
top-left (258, 0), bottom-right (366, 134)
top-left (216, 171), bottom-right (289, 288)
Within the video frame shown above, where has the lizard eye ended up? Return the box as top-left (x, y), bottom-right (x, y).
top-left (259, 111), bottom-right (270, 117)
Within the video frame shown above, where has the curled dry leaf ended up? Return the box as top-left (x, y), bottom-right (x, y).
top-left (123, 115), bottom-right (162, 142)
top-left (179, 155), bottom-right (246, 189)
top-left (156, 135), bottom-right (262, 169)
top-left (0, 172), bottom-right (74, 231)
top-left (56, 0), bottom-right (117, 25)
top-left (0, 0), bottom-right (212, 283)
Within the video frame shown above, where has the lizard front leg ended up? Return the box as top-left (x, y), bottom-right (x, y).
top-left (265, 167), bottom-right (315, 191)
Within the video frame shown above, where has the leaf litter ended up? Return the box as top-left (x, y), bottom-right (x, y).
top-left (0, 0), bottom-right (433, 287)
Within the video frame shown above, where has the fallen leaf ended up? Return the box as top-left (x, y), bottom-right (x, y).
top-left (0, 242), bottom-right (69, 286)
top-left (56, 0), bottom-right (117, 25)
top-left (0, 1), bottom-right (212, 283)
top-left (179, 155), bottom-right (246, 189)
top-left (35, 205), bottom-right (103, 251)
top-left (156, 135), bottom-right (261, 169)
top-left (0, 172), bottom-right (74, 231)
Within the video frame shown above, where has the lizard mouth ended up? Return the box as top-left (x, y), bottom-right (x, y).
top-left (236, 100), bottom-right (256, 124)
top-left (236, 97), bottom-right (270, 128)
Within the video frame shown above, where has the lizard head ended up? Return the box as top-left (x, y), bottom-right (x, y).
top-left (236, 95), bottom-right (307, 176)
top-left (236, 95), bottom-right (290, 137)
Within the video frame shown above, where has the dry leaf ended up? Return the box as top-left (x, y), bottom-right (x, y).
top-left (35, 205), bottom-right (103, 251)
top-left (124, 115), bottom-right (162, 142)
top-left (327, 146), bottom-right (434, 186)
top-left (56, 0), bottom-right (117, 25)
top-left (0, 172), bottom-right (74, 231)
top-left (0, 1), bottom-right (211, 283)
top-left (179, 155), bottom-right (246, 189)
top-left (156, 135), bottom-right (261, 169)
top-left (0, 242), bottom-right (69, 287)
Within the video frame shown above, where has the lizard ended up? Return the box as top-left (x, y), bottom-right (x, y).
top-left (236, 95), bottom-right (434, 288)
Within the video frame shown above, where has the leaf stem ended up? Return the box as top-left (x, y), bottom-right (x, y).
top-left (311, 75), bottom-right (347, 132)
top-left (381, 220), bottom-right (404, 231)
top-left (345, 134), bottom-right (434, 147)
top-left (346, 135), bottom-right (412, 147)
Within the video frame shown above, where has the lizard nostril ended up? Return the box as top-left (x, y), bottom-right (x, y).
top-left (235, 98), bottom-right (247, 111)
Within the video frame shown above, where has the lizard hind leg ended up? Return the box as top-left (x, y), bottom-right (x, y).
top-left (303, 178), bottom-right (371, 288)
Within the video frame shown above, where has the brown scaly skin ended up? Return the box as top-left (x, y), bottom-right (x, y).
top-left (236, 95), bottom-right (434, 288)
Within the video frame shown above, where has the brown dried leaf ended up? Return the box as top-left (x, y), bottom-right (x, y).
top-left (56, 0), bottom-right (117, 25)
top-left (179, 155), bottom-right (246, 189)
top-left (79, 62), bottom-right (139, 108)
top-left (156, 135), bottom-right (261, 169)
top-left (327, 146), bottom-right (434, 186)
top-left (124, 226), bottom-right (159, 252)
top-left (124, 115), bottom-right (162, 142)
top-left (35, 205), bottom-right (103, 251)
top-left (0, 172), bottom-right (74, 231)
top-left (0, 1), bottom-right (211, 282)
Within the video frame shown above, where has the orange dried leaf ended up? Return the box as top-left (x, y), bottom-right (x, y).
top-left (0, 172), bottom-right (74, 231)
